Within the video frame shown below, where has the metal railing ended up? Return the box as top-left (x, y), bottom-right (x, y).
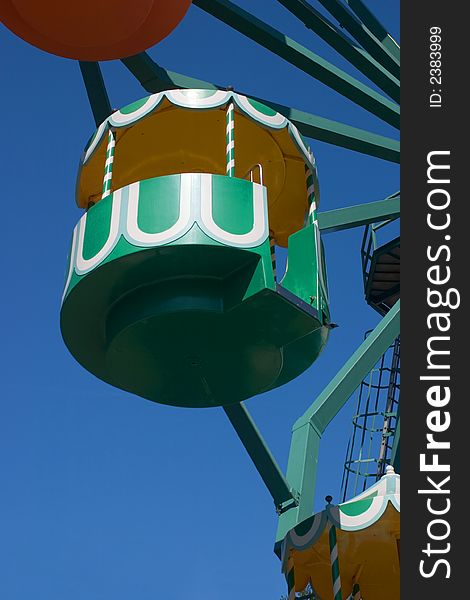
top-left (361, 218), bottom-right (396, 290)
top-left (243, 162), bottom-right (264, 186)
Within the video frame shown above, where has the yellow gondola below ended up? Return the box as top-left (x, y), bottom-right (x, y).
top-left (281, 466), bottom-right (400, 599)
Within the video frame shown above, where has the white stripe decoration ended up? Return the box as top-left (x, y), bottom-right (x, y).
top-left (101, 128), bottom-right (116, 199)
top-left (226, 102), bottom-right (235, 177)
top-left (75, 187), bottom-right (123, 275)
top-left (199, 174), bottom-right (268, 247)
top-left (327, 495), bottom-right (343, 600)
top-left (125, 176), bottom-right (194, 246)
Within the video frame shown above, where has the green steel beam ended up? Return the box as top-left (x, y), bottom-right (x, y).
top-left (276, 300), bottom-right (400, 541)
top-left (121, 54), bottom-right (218, 92)
top-left (276, 0), bottom-right (399, 102)
top-left (275, 419), bottom-right (322, 543)
top-left (295, 300), bottom-right (400, 434)
top-left (344, 0), bottom-right (400, 61)
top-left (318, 195), bottom-right (400, 233)
top-left (261, 100), bottom-right (399, 162)
top-left (193, 0), bottom-right (399, 128)
top-left (223, 403), bottom-right (296, 510)
top-left (316, 0), bottom-right (400, 78)
top-left (79, 62), bottom-right (113, 127)
top-left (122, 54), bottom-right (399, 163)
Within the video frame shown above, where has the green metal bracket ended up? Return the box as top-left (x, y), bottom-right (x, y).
top-left (78, 62), bottom-right (113, 127)
top-left (344, 0), bottom-right (400, 61)
top-left (223, 403), bottom-right (297, 511)
top-left (276, 300), bottom-right (400, 541)
top-left (316, 0), bottom-right (400, 78)
top-left (276, 0), bottom-right (399, 102)
top-left (121, 54), bottom-right (399, 163)
top-left (318, 195), bottom-right (400, 234)
top-left (193, 0), bottom-right (399, 128)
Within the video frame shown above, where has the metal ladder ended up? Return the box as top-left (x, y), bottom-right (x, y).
top-left (341, 334), bottom-right (400, 501)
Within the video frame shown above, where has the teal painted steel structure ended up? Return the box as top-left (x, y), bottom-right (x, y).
top-left (224, 403), bottom-right (298, 511)
top-left (344, 0), bottom-right (400, 60)
top-left (315, 0), bottom-right (400, 77)
top-left (193, 0), bottom-right (399, 128)
top-left (318, 195), bottom-right (400, 234)
top-left (275, 0), bottom-right (399, 101)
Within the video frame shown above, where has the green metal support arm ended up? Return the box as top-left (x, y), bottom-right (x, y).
top-left (276, 300), bottom-right (400, 541)
top-left (79, 62), bottom-right (113, 127)
top-left (122, 54), bottom-right (399, 163)
top-left (275, 0), bottom-right (399, 102)
top-left (121, 54), bottom-right (218, 92)
top-left (318, 195), bottom-right (400, 234)
top-left (316, 0), bottom-right (399, 78)
top-left (344, 0), bottom-right (400, 61)
top-left (223, 403), bottom-right (297, 511)
top-left (193, 0), bottom-right (399, 128)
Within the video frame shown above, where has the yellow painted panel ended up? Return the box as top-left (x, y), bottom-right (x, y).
top-left (292, 506), bottom-right (400, 600)
top-left (77, 103), bottom-right (311, 246)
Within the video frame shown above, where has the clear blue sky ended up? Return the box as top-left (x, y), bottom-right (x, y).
top-left (0, 2), bottom-right (399, 598)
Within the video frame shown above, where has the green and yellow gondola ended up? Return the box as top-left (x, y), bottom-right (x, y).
top-left (281, 466), bottom-right (400, 600)
top-left (61, 89), bottom-right (331, 407)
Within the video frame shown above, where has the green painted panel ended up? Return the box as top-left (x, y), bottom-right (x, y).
top-left (281, 224), bottom-right (320, 309)
top-left (211, 176), bottom-right (255, 234)
top-left (247, 97), bottom-right (278, 117)
top-left (340, 495), bottom-right (375, 516)
top-left (137, 176), bottom-right (182, 234)
top-left (82, 198), bottom-right (113, 261)
top-left (120, 96), bottom-right (150, 114)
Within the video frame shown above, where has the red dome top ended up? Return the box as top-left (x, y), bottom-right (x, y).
top-left (1, 0), bottom-right (192, 60)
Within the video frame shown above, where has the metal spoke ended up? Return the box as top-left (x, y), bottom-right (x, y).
top-left (318, 195), bottom-right (400, 233)
top-left (276, 0), bottom-right (399, 101)
top-left (193, 0), bottom-right (399, 128)
top-left (344, 0), bottom-right (400, 60)
top-left (78, 61), bottom-right (112, 126)
top-left (316, 0), bottom-right (399, 77)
